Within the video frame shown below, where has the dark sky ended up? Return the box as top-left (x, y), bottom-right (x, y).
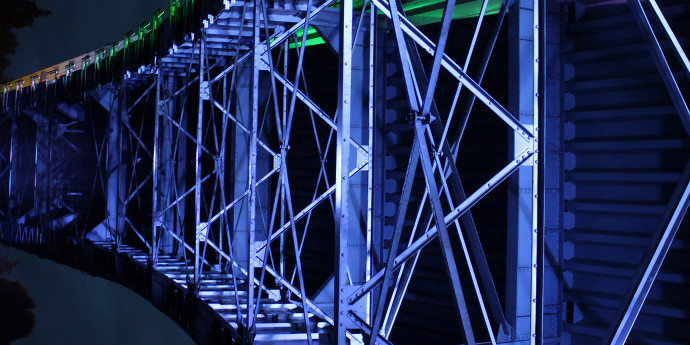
top-left (4, 1), bottom-right (194, 344)
top-left (6, 0), bottom-right (170, 80)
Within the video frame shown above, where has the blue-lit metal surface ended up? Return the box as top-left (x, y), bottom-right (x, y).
top-left (7, 0), bottom-right (689, 344)
top-left (563, 1), bottom-right (690, 344)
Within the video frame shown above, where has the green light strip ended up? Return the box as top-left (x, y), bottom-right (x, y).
top-left (292, 0), bottom-right (503, 48)
top-left (4, 0), bottom-right (503, 89)
top-left (407, 0), bottom-right (502, 26)
top-left (288, 27), bottom-right (325, 49)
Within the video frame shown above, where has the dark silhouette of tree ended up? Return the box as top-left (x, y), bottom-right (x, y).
top-left (0, 0), bottom-right (51, 82)
top-left (0, 253), bottom-right (35, 344)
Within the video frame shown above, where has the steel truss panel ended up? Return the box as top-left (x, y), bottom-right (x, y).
top-left (0, 0), bottom-right (569, 344)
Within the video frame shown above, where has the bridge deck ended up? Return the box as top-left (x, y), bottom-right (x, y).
top-left (91, 240), bottom-right (332, 344)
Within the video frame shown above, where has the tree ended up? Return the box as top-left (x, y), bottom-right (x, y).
top-left (0, 0), bottom-right (51, 82)
top-left (0, 253), bottom-right (35, 344)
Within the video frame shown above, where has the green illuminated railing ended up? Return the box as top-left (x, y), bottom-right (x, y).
top-left (3, 0), bottom-right (502, 92)
top-left (284, 0), bottom-right (502, 49)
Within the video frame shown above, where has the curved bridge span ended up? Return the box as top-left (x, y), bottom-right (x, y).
top-left (3, 0), bottom-right (690, 344)
top-left (1, 223), bottom-right (327, 344)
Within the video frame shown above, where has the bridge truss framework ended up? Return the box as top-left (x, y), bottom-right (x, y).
top-left (2, 0), bottom-right (689, 344)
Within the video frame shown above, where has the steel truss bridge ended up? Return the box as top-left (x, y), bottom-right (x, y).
top-left (1, 0), bottom-right (690, 344)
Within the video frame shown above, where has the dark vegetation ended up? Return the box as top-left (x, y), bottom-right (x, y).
top-left (0, 0), bottom-right (50, 81)
top-left (0, 253), bottom-right (35, 344)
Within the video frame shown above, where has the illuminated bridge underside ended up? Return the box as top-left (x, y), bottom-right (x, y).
top-left (2, 0), bottom-right (690, 344)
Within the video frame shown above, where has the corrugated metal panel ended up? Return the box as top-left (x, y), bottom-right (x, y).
top-left (563, 1), bottom-right (690, 344)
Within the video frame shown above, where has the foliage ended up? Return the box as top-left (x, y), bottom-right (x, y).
top-left (0, 253), bottom-right (35, 344)
top-left (0, 0), bottom-right (51, 81)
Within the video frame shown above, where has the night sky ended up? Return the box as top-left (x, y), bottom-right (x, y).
top-left (3, 0), bottom-right (195, 344)
top-left (7, 0), bottom-right (170, 80)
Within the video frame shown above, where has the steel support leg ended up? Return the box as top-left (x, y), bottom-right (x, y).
top-left (335, 0), bottom-right (353, 341)
top-left (152, 72), bottom-right (162, 264)
top-left (175, 86), bottom-right (187, 258)
top-left (506, 1), bottom-right (540, 343)
top-left (247, 0), bottom-right (261, 331)
top-left (8, 109), bottom-right (18, 214)
top-left (194, 38), bottom-right (206, 291)
top-left (98, 88), bottom-right (127, 244)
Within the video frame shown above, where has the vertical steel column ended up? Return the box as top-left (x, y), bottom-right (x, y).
top-left (161, 76), bottom-right (176, 255)
top-left (247, 0), bottom-right (261, 331)
top-left (309, 10), bottom-right (371, 317)
top-left (194, 38), bottom-right (206, 290)
top-left (8, 109), bottom-right (17, 213)
top-left (153, 73), bottom-right (176, 261)
top-left (335, 0), bottom-right (353, 342)
top-left (117, 88), bottom-right (127, 243)
top-left (31, 108), bottom-right (49, 222)
top-left (507, 0), bottom-right (539, 343)
top-left (219, 74), bottom-right (228, 268)
top-left (232, 56), bottom-right (251, 273)
top-left (175, 91), bottom-right (187, 258)
top-left (348, 2), bottom-right (371, 321)
top-left (370, 13), bottom-right (388, 335)
top-left (532, 0), bottom-right (542, 342)
top-left (280, 39), bottom-right (288, 282)
top-left (541, 1), bottom-right (563, 341)
top-left (366, 2), bottom-right (376, 324)
top-left (104, 87), bottom-right (126, 243)
top-left (46, 111), bottom-right (53, 230)
top-left (152, 71), bottom-right (162, 264)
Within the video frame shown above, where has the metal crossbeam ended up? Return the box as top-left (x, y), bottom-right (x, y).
top-left (349, 148), bottom-right (533, 303)
top-left (0, 0), bottom-right (552, 344)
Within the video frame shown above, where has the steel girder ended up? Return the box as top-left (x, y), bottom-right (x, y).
top-left (0, 0), bottom-right (564, 344)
